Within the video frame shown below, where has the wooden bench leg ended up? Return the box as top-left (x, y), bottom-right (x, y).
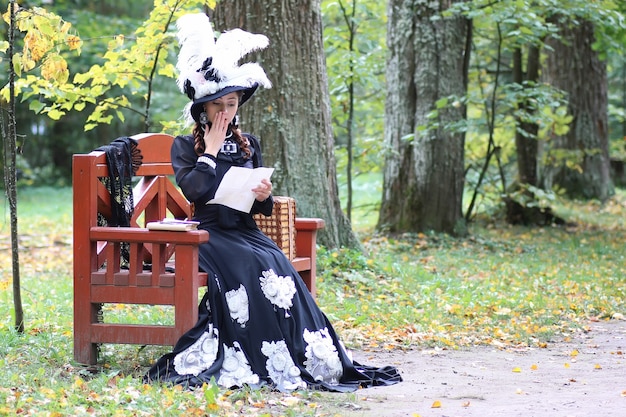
top-left (299, 270), bottom-right (316, 299)
top-left (74, 301), bottom-right (99, 365)
top-left (173, 245), bottom-right (201, 342)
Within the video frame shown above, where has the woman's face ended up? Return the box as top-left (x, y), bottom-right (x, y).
top-left (204, 92), bottom-right (240, 125)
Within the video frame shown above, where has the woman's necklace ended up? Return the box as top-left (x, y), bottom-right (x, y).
top-left (221, 131), bottom-right (238, 154)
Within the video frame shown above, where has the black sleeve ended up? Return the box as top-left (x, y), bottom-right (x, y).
top-left (171, 135), bottom-right (219, 204)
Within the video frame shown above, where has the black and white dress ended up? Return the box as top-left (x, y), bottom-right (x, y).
top-left (144, 133), bottom-right (401, 392)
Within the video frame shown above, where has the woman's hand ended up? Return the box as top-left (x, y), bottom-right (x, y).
top-left (253, 178), bottom-right (272, 202)
top-left (203, 111), bottom-right (230, 156)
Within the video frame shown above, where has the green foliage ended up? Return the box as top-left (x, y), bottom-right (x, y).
top-left (317, 190), bottom-right (626, 349)
top-left (1, 0), bottom-right (212, 133)
top-left (437, 0), bottom-right (625, 213)
top-left (322, 0), bottom-right (386, 190)
top-left (0, 1), bottom-right (214, 186)
top-left (507, 183), bottom-right (560, 210)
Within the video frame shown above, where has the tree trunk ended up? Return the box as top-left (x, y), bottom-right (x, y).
top-left (513, 46), bottom-right (540, 187)
top-left (542, 19), bottom-right (612, 200)
top-left (212, 0), bottom-right (360, 248)
top-left (379, 0), bottom-right (468, 235)
top-left (504, 45), bottom-right (561, 226)
top-left (4, 0), bottom-right (25, 333)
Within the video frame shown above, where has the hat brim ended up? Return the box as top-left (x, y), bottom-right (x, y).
top-left (190, 84), bottom-right (259, 123)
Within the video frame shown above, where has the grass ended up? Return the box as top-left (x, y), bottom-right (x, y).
top-left (1, 186), bottom-right (625, 415)
top-left (321, 189), bottom-right (625, 349)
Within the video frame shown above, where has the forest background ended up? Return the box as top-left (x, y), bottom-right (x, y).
top-left (0, 1), bottom-right (625, 415)
top-left (1, 0), bottom-right (625, 237)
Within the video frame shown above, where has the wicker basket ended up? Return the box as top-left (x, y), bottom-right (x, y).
top-left (253, 196), bottom-right (296, 260)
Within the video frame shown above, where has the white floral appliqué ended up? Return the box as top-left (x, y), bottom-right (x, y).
top-left (259, 269), bottom-right (297, 312)
top-left (225, 284), bottom-right (249, 327)
top-left (303, 328), bottom-right (343, 385)
top-left (261, 340), bottom-right (306, 391)
top-left (173, 325), bottom-right (219, 376)
top-left (218, 342), bottom-right (259, 388)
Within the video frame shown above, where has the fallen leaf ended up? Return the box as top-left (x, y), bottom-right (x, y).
top-left (512, 367), bottom-right (522, 373)
top-left (594, 364), bottom-right (602, 369)
top-left (531, 364), bottom-right (538, 370)
top-left (280, 397), bottom-right (300, 407)
top-left (495, 307), bottom-right (512, 315)
top-left (431, 400), bottom-right (442, 408)
top-left (462, 401), bottom-right (471, 407)
top-left (564, 363), bottom-right (570, 368)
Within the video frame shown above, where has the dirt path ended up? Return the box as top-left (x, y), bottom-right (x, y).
top-left (332, 319), bottom-right (626, 417)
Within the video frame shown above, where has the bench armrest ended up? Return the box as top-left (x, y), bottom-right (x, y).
top-left (293, 217), bottom-right (324, 259)
top-left (90, 226), bottom-right (209, 245)
top-left (295, 217), bottom-right (325, 231)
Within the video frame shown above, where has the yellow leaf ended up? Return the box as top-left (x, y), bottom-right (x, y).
top-left (594, 364), bottom-right (602, 369)
top-left (564, 363), bottom-right (570, 368)
top-left (570, 349), bottom-right (579, 357)
top-left (67, 35), bottom-right (82, 51)
top-left (531, 364), bottom-right (538, 370)
top-left (280, 397), bottom-right (300, 407)
top-left (512, 367), bottom-right (522, 373)
top-left (431, 400), bottom-right (442, 408)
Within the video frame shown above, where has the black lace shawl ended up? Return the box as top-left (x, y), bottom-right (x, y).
top-left (96, 136), bottom-right (142, 227)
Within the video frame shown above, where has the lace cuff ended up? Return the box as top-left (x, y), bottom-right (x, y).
top-left (197, 154), bottom-right (216, 169)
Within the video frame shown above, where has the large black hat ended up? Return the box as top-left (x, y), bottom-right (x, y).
top-left (176, 13), bottom-right (272, 123)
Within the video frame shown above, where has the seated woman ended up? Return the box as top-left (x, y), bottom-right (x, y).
top-left (144, 13), bottom-right (401, 392)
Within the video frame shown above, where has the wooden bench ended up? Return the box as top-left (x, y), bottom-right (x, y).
top-left (72, 132), bottom-right (325, 365)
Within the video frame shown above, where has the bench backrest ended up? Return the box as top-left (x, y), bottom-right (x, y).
top-left (73, 133), bottom-right (190, 265)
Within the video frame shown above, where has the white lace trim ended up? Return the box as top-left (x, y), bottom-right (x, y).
top-left (261, 340), bottom-right (305, 391)
top-left (259, 269), bottom-right (297, 313)
top-left (173, 325), bottom-right (219, 376)
top-left (225, 284), bottom-right (249, 327)
top-left (218, 342), bottom-right (259, 388)
top-left (303, 328), bottom-right (343, 385)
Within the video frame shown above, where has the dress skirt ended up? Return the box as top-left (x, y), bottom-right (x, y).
top-left (143, 209), bottom-right (402, 392)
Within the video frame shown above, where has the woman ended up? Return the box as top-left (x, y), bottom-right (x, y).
top-left (144, 13), bottom-right (401, 392)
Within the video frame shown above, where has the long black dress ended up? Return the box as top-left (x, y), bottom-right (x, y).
top-left (144, 133), bottom-right (401, 392)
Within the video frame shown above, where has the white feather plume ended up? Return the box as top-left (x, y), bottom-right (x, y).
top-left (212, 29), bottom-right (269, 76)
top-left (175, 13), bottom-right (271, 101)
top-left (175, 13), bottom-right (216, 96)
